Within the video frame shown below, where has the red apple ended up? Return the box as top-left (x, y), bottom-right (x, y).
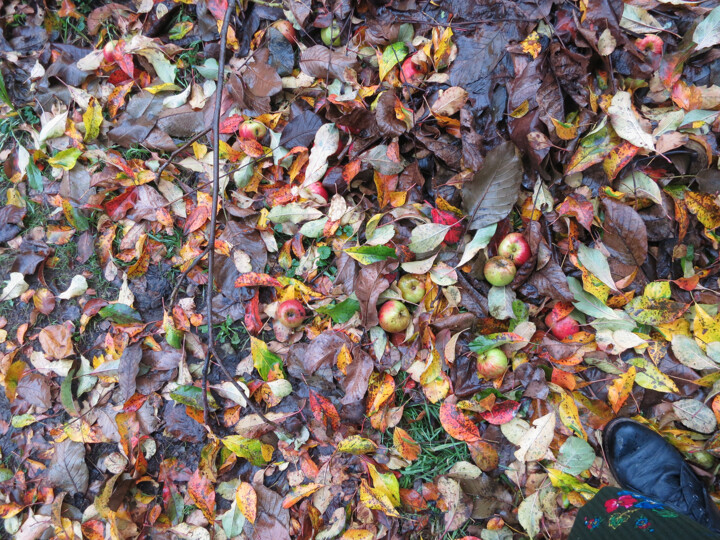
top-left (397, 274), bottom-right (425, 303)
top-left (498, 233), bottom-right (531, 266)
top-left (238, 120), bottom-right (267, 140)
top-left (277, 299), bottom-right (306, 328)
top-left (321, 22), bottom-right (342, 46)
top-left (103, 41), bottom-right (116, 63)
top-left (272, 20), bottom-right (297, 44)
top-left (399, 55), bottom-right (427, 85)
top-left (484, 256), bottom-right (516, 287)
top-left (378, 300), bottom-right (411, 333)
top-left (477, 348), bottom-right (508, 379)
top-left (305, 182), bottom-right (329, 203)
top-left (545, 312), bottom-right (580, 340)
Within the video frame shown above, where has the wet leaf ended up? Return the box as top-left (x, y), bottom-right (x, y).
top-left (672, 399), bottom-right (717, 434)
top-left (439, 401), bottom-right (481, 442)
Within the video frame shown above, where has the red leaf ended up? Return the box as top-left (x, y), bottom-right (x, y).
top-left (234, 273), bottom-right (281, 288)
top-left (479, 400), bottom-right (520, 425)
top-left (244, 291), bottom-right (263, 335)
top-left (220, 115), bottom-right (244, 134)
top-left (309, 389), bottom-right (341, 431)
top-left (207, 0), bottom-right (228, 20)
top-left (556, 194), bottom-right (594, 231)
top-left (431, 208), bottom-right (464, 244)
top-left (439, 401), bottom-right (481, 442)
top-left (105, 187), bottom-right (137, 221)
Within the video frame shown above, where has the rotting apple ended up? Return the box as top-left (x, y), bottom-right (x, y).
top-left (276, 299), bottom-right (306, 328)
top-left (483, 256), bottom-right (516, 287)
top-left (397, 274), bottom-right (426, 303)
top-left (305, 182), bottom-right (329, 203)
top-left (498, 232), bottom-right (531, 266)
top-left (378, 300), bottom-right (411, 333)
top-left (238, 120), bottom-right (267, 140)
top-left (321, 22), bottom-right (342, 46)
top-left (477, 348), bottom-right (508, 379)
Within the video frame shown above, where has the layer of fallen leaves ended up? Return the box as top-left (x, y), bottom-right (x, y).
top-left (0, 0), bottom-right (720, 538)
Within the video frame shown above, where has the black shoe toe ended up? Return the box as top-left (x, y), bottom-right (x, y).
top-left (603, 418), bottom-right (720, 534)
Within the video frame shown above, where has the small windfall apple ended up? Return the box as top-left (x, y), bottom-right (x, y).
top-left (399, 55), bottom-right (427, 85)
top-left (477, 348), bottom-right (508, 379)
top-left (305, 182), bottom-right (329, 203)
top-left (378, 300), bottom-right (411, 333)
top-left (321, 22), bottom-right (342, 46)
top-left (276, 299), bottom-right (306, 328)
top-left (545, 311), bottom-right (580, 340)
top-left (398, 274), bottom-right (426, 303)
top-left (238, 120), bottom-right (267, 140)
top-left (498, 232), bottom-right (531, 266)
top-left (103, 41), bottom-right (116, 63)
top-left (484, 256), bottom-right (517, 287)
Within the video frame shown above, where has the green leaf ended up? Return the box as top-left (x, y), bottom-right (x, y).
top-left (458, 224), bottom-right (497, 266)
top-left (577, 244), bottom-right (617, 291)
top-left (61, 367), bottom-right (79, 417)
top-left (251, 337), bottom-right (283, 381)
top-left (693, 5), bottom-right (720, 49)
top-left (557, 437), bottom-right (595, 475)
top-left (48, 148), bottom-right (82, 171)
top-left (343, 245), bottom-right (397, 265)
top-left (170, 384), bottom-right (219, 410)
top-left (99, 304), bottom-right (143, 325)
top-left (469, 332), bottom-right (525, 354)
top-left (26, 155), bottom-right (44, 192)
top-left (0, 70), bottom-right (11, 108)
top-left (221, 501), bottom-right (247, 537)
top-left (11, 414), bottom-right (37, 428)
top-left (299, 218), bottom-right (328, 238)
top-left (568, 277), bottom-right (625, 321)
top-left (268, 203), bottom-right (323, 224)
top-left (379, 42), bottom-right (408, 80)
top-left (625, 296), bottom-right (688, 325)
top-left (316, 297), bottom-right (360, 324)
top-left (517, 491), bottom-right (542, 539)
top-left (222, 435), bottom-right (273, 466)
top-left (630, 358), bottom-right (679, 393)
top-left (488, 285), bottom-right (515, 321)
top-left (671, 335), bottom-right (716, 370)
top-left (672, 399), bottom-right (717, 433)
top-left (408, 223), bottom-right (450, 253)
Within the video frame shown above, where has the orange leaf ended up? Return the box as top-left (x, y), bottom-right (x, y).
top-left (188, 470), bottom-right (215, 522)
top-left (393, 427), bottom-right (421, 461)
top-left (439, 400), bottom-right (481, 442)
top-left (282, 483), bottom-right (323, 508)
top-left (235, 482), bottom-right (257, 523)
top-left (234, 272), bottom-right (281, 288)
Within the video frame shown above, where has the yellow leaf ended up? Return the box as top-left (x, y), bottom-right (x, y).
top-left (336, 344), bottom-right (352, 375)
top-left (235, 482), bottom-right (257, 524)
top-left (368, 463), bottom-right (400, 507)
top-left (282, 483), bottom-right (323, 508)
top-left (393, 427), bottom-right (421, 461)
top-left (694, 305), bottom-right (720, 345)
top-left (337, 435), bottom-right (378, 455)
top-left (556, 391), bottom-right (587, 440)
top-left (341, 531), bottom-right (374, 540)
top-left (83, 98), bottom-right (103, 142)
top-left (607, 367), bottom-right (636, 414)
top-left (359, 479), bottom-right (400, 517)
top-left (685, 192), bottom-right (720, 230)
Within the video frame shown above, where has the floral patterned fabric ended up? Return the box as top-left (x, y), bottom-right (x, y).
top-left (568, 487), bottom-right (720, 539)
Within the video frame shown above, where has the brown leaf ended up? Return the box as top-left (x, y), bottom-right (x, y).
top-left (375, 90), bottom-right (407, 137)
top-left (354, 260), bottom-right (391, 328)
top-left (601, 196), bottom-right (648, 269)
top-left (245, 52), bottom-right (283, 98)
top-left (38, 324), bottom-right (74, 359)
top-left (341, 346), bottom-right (373, 405)
top-left (163, 403), bottom-right (206, 443)
top-left (299, 45), bottom-right (359, 83)
top-left (16, 373), bottom-right (51, 411)
top-left (48, 440), bottom-right (89, 495)
top-left (118, 343), bottom-right (142, 403)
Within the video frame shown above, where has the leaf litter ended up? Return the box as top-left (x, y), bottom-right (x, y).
top-left (0, 0), bottom-right (719, 538)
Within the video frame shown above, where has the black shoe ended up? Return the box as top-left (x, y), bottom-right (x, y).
top-left (603, 417), bottom-right (720, 534)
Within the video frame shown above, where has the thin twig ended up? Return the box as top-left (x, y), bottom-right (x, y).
top-left (168, 245), bottom-right (211, 308)
top-left (156, 127), bottom-right (212, 180)
top-left (204, 0), bottom-right (236, 426)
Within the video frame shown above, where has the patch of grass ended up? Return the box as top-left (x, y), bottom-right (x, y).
top-left (124, 145), bottom-right (152, 161)
top-left (23, 199), bottom-right (49, 230)
top-left (202, 315), bottom-right (248, 347)
top-left (390, 400), bottom-right (471, 490)
top-left (148, 228), bottom-right (184, 258)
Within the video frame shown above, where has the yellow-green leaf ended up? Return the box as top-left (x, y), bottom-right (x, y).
top-left (48, 148), bottom-right (82, 171)
top-left (337, 435), bottom-right (378, 455)
top-left (83, 98), bottom-right (103, 142)
top-left (222, 436), bottom-right (274, 466)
